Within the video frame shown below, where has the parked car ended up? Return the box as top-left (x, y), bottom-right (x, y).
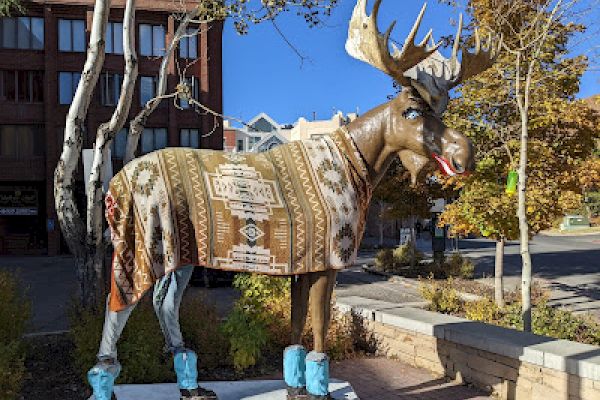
top-left (190, 267), bottom-right (235, 287)
top-left (559, 215), bottom-right (591, 231)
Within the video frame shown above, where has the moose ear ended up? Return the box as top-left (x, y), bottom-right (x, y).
top-left (399, 150), bottom-right (431, 185)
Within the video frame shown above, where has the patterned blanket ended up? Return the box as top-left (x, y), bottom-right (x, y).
top-left (106, 129), bottom-right (372, 311)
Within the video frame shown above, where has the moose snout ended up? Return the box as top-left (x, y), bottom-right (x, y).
top-left (442, 129), bottom-right (475, 175)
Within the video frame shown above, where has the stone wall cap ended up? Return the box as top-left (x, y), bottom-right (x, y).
top-left (336, 296), bottom-right (600, 381)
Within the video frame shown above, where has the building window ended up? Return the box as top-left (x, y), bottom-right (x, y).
top-left (139, 24), bottom-right (165, 56)
top-left (141, 127), bottom-right (167, 154)
top-left (236, 139), bottom-right (244, 152)
top-left (178, 76), bottom-right (199, 109)
top-left (58, 72), bottom-right (81, 105)
top-left (99, 72), bottom-right (122, 106)
top-left (58, 19), bottom-right (85, 52)
top-left (105, 21), bottom-right (123, 54)
top-left (0, 17), bottom-right (44, 50)
top-left (180, 128), bottom-right (199, 148)
top-left (179, 28), bottom-right (197, 59)
top-left (0, 70), bottom-right (43, 103)
top-left (112, 128), bottom-right (127, 159)
top-left (139, 76), bottom-right (157, 106)
top-left (248, 136), bottom-right (260, 150)
top-left (0, 125), bottom-right (44, 159)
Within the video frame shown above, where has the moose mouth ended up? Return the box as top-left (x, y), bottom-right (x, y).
top-left (432, 153), bottom-right (465, 177)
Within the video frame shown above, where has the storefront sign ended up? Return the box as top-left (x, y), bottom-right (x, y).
top-left (0, 207), bottom-right (38, 216)
top-left (0, 186), bottom-right (38, 216)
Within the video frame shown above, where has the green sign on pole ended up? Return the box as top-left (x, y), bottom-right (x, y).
top-left (506, 170), bottom-right (518, 195)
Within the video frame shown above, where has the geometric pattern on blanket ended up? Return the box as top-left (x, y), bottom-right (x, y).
top-left (106, 128), bottom-right (372, 311)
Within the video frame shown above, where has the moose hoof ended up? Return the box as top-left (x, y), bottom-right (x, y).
top-left (180, 387), bottom-right (218, 400)
top-left (307, 394), bottom-right (332, 400)
top-left (287, 385), bottom-right (309, 399)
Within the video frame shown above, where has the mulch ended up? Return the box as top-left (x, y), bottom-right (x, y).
top-left (21, 334), bottom-right (89, 400)
top-left (19, 333), bottom-right (281, 400)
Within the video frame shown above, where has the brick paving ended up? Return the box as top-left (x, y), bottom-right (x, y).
top-left (330, 357), bottom-right (491, 400)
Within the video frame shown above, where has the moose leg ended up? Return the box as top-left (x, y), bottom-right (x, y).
top-left (88, 297), bottom-right (136, 400)
top-left (153, 266), bottom-right (217, 400)
top-left (306, 270), bottom-right (337, 400)
top-left (285, 275), bottom-right (310, 399)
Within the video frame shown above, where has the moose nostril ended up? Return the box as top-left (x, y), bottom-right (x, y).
top-left (452, 158), bottom-right (465, 173)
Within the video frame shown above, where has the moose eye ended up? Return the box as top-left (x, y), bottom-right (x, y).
top-left (404, 108), bottom-right (422, 120)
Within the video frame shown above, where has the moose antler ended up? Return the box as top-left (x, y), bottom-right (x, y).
top-left (405, 14), bottom-right (502, 114)
top-left (346, 0), bottom-right (502, 115)
top-left (345, 0), bottom-right (441, 87)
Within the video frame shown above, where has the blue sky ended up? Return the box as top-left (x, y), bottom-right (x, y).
top-left (222, 1), bottom-right (600, 126)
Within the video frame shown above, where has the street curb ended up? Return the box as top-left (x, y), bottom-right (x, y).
top-left (361, 264), bottom-right (484, 303)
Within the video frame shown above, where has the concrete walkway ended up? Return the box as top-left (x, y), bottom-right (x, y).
top-left (331, 357), bottom-right (491, 400)
top-left (262, 357), bottom-right (491, 400)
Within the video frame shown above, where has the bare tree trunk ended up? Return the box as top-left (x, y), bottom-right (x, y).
top-left (518, 105), bottom-right (532, 331)
top-left (54, 0), bottom-right (111, 308)
top-left (87, 0), bottom-right (138, 291)
top-left (125, 7), bottom-right (203, 163)
top-left (495, 237), bottom-right (505, 307)
top-left (378, 201), bottom-right (385, 247)
top-left (409, 215), bottom-right (417, 268)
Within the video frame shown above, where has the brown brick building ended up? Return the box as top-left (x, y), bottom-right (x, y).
top-left (0, 0), bottom-right (223, 255)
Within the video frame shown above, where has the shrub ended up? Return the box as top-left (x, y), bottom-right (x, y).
top-left (0, 270), bottom-right (30, 400)
top-left (71, 294), bottom-right (227, 383)
top-left (223, 274), bottom-right (373, 371)
top-left (374, 248), bottom-right (395, 272)
top-left (531, 300), bottom-right (600, 345)
top-left (421, 278), bottom-right (600, 346)
top-left (418, 276), bottom-right (462, 314)
top-left (464, 297), bottom-right (501, 323)
top-left (0, 271), bottom-right (30, 343)
top-left (0, 341), bottom-right (26, 400)
top-left (221, 274), bottom-right (289, 371)
top-left (374, 245), bottom-right (424, 274)
top-left (392, 244), bottom-right (424, 266)
top-left (71, 298), bottom-right (174, 384)
top-left (444, 252), bottom-right (475, 279)
top-left (220, 305), bottom-right (268, 371)
top-left (180, 294), bottom-right (230, 370)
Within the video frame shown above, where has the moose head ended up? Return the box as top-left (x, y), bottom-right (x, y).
top-left (345, 0), bottom-right (501, 185)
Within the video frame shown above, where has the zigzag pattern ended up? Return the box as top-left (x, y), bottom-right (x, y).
top-left (270, 147), bottom-right (305, 273)
top-left (162, 150), bottom-right (194, 265)
top-left (106, 130), bottom-right (372, 311)
top-left (185, 149), bottom-right (208, 263)
top-left (289, 142), bottom-right (326, 271)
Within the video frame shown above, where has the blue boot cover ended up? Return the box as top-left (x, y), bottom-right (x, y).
top-left (87, 362), bottom-right (121, 400)
top-left (174, 350), bottom-right (199, 390)
top-left (305, 351), bottom-right (329, 396)
top-left (283, 345), bottom-right (307, 389)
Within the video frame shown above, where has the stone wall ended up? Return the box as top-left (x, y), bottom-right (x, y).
top-left (337, 296), bottom-right (600, 400)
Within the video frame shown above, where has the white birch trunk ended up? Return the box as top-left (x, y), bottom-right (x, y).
top-left (495, 237), bottom-right (505, 307)
top-left (518, 104), bottom-right (532, 331)
top-left (515, 50), bottom-right (534, 332)
top-left (125, 8), bottom-right (202, 163)
top-left (53, 0), bottom-right (111, 307)
top-left (87, 0), bottom-right (138, 290)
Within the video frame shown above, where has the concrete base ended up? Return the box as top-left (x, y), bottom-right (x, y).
top-left (90, 380), bottom-right (358, 400)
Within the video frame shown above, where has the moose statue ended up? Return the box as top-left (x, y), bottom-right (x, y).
top-left (87, 0), bottom-right (499, 399)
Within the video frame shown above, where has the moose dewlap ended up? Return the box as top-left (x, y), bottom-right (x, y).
top-left (105, 129), bottom-right (371, 312)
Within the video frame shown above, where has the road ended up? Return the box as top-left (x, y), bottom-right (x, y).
top-left (1, 233), bottom-right (598, 333)
top-left (455, 234), bottom-right (600, 318)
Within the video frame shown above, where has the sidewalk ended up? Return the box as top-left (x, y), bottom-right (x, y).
top-left (332, 357), bottom-right (491, 400)
top-left (261, 357), bottom-right (491, 399)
